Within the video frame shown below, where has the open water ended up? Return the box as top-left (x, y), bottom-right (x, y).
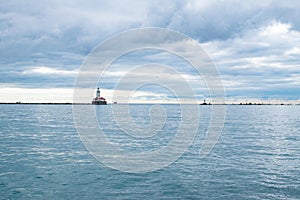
top-left (0, 104), bottom-right (299, 199)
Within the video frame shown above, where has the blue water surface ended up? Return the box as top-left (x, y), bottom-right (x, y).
top-left (0, 105), bottom-right (299, 199)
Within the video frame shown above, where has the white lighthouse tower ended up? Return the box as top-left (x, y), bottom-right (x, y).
top-left (96, 87), bottom-right (100, 98)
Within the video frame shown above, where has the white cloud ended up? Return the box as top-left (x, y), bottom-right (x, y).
top-left (0, 86), bottom-right (74, 103)
top-left (22, 66), bottom-right (78, 76)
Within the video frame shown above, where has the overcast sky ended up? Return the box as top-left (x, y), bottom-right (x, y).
top-left (1, 0), bottom-right (300, 103)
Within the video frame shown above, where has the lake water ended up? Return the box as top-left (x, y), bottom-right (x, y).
top-left (0, 104), bottom-right (299, 199)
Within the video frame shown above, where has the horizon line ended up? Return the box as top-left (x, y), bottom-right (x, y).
top-left (0, 102), bottom-right (299, 105)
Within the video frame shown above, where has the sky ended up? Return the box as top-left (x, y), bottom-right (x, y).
top-left (1, 0), bottom-right (300, 103)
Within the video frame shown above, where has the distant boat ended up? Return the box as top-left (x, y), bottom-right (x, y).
top-left (92, 87), bottom-right (107, 105)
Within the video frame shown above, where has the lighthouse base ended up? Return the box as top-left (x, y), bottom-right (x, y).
top-left (92, 100), bottom-right (107, 105)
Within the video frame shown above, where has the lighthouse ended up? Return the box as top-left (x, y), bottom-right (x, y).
top-left (96, 87), bottom-right (100, 98)
top-left (92, 87), bottom-right (107, 105)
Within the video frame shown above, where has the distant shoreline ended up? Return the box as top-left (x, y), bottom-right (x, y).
top-left (0, 102), bottom-right (87, 105)
top-left (0, 102), bottom-right (299, 105)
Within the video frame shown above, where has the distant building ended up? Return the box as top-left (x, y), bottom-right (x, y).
top-left (201, 99), bottom-right (208, 105)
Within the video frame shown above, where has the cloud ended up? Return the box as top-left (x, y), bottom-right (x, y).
top-left (0, 0), bottom-right (151, 63)
top-left (3, 0), bottom-right (298, 63)
top-left (1, 0), bottom-right (300, 102)
top-left (22, 66), bottom-right (78, 76)
top-left (202, 21), bottom-right (300, 99)
top-left (0, 86), bottom-right (74, 103)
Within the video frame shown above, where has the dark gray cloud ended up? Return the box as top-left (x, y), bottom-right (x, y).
top-left (2, 0), bottom-right (300, 63)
